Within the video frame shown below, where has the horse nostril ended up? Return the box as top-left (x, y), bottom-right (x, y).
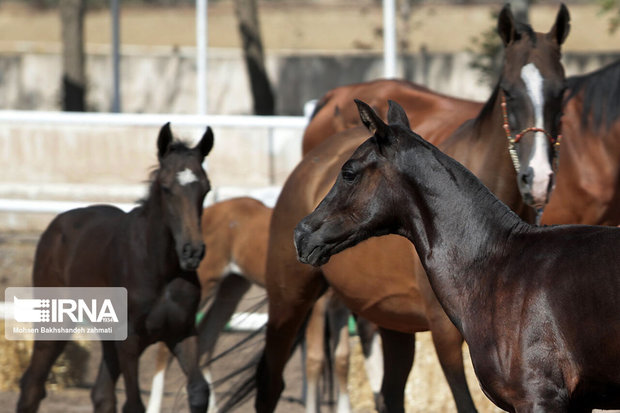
top-left (519, 167), bottom-right (534, 186)
top-left (182, 243), bottom-right (191, 257)
top-left (196, 243), bottom-right (206, 260)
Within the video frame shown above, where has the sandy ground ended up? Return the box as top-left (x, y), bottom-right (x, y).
top-left (0, 232), bottom-right (369, 413)
top-left (0, 232), bottom-right (506, 413)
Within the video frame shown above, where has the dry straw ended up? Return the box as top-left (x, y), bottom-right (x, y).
top-left (0, 324), bottom-right (91, 391)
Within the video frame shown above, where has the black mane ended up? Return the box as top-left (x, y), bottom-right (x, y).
top-left (566, 59), bottom-right (620, 133)
top-left (473, 83), bottom-right (501, 133)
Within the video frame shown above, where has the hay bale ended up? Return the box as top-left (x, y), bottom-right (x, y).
top-left (347, 331), bottom-right (503, 413)
top-left (0, 324), bottom-right (91, 391)
top-left (405, 331), bottom-right (502, 412)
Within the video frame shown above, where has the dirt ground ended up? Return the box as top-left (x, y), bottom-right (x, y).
top-left (0, 233), bottom-right (373, 413)
top-left (0, 232), bottom-right (508, 413)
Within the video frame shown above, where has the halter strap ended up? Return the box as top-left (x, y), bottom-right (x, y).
top-left (500, 93), bottom-right (562, 174)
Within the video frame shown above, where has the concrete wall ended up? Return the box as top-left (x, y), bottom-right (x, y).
top-left (0, 48), bottom-right (619, 231)
top-left (2, 47), bottom-right (619, 115)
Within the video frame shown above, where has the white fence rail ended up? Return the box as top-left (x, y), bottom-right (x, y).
top-left (0, 110), bottom-right (308, 129)
top-left (0, 110), bottom-right (308, 215)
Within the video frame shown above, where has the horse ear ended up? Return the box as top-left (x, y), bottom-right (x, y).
top-left (354, 99), bottom-right (390, 142)
top-left (497, 4), bottom-right (518, 46)
top-left (547, 3), bottom-right (570, 45)
top-left (195, 126), bottom-right (214, 159)
top-left (157, 122), bottom-right (173, 160)
top-left (387, 100), bottom-right (410, 130)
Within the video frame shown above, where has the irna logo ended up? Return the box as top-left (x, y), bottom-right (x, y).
top-left (5, 287), bottom-right (127, 341)
top-left (13, 296), bottom-right (119, 323)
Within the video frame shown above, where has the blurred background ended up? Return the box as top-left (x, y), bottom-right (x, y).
top-left (0, 1), bottom-right (619, 412)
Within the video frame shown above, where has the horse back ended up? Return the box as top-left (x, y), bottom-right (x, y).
top-left (32, 205), bottom-right (128, 288)
top-left (302, 79), bottom-right (482, 155)
top-left (198, 197), bottom-right (272, 295)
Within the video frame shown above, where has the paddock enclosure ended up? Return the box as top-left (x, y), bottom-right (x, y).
top-left (2, 1), bottom-right (620, 412)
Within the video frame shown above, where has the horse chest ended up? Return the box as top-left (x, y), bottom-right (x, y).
top-left (132, 275), bottom-right (201, 340)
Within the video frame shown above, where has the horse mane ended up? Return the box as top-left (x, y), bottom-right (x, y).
top-left (472, 83), bottom-right (501, 134)
top-left (515, 22), bottom-right (536, 46)
top-left (566, 59), bottom-right (620, 133)
top-left (429, 137), bottom-right (526, 233)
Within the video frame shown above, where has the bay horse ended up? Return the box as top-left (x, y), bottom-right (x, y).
top-left (246, 5), bottom-right (570, 413)
top-left (303, 79), bottom-right (482, 155)
top-left (543, 58), bottom-right (620, 226)
top-left (295, 99), bottom-right (620, 412)
top-left (146, 197), bottom-right (353, 413)
top-left (17, 123), bottom-right (214, 413)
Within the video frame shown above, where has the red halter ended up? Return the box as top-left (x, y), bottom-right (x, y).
top-left (500, 92), bottom-right (562, 174)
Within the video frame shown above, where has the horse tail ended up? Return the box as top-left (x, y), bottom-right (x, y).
top-left (217, 307), bottom-right (311, 413)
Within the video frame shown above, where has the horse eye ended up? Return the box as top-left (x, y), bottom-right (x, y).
top-left (341, 170), bottom-right (356, 182)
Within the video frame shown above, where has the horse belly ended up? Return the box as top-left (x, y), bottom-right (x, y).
top-left (321, 235), bottom-right (429, 333)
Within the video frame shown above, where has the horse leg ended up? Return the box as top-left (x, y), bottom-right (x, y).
top-left (326, 294), bottom-right (352, 413)
top-left (196, 272), bottom-right (252, 411)
top-left (255, 266), bottom-right (326, 413)
top-left (416, 259), bottom-right (477, 413)
top-left (117, 336), bottom-right (147, 413)
top-left (304, 293), bottom-right (327, 413)
top-left (145, 343), bottom-right (171, 413)
top-left (356, 318), bottom-right (383, 403)
top-left (168, 335), bottom-right (210, 413)
top-left (376, 328), bottom-right (415, 413)
top-left (91, 341), bottom-right (121, 413)
top-left (17, 340), bottom-right (67, 413)
top-left (428, 306), bottom-right (477, 413)
top-left (430, 322), bottom-right (477, 413)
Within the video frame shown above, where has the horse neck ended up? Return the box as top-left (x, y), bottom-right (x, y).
top-left (394, 144), bottom-right (528, 322)
top-left (449, 85), bottom-right (533, 220)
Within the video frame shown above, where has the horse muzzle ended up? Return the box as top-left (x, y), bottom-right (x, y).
top-left (294, 221), bottom-right (331, 267)
top-left (179, 242), bottom-right (206, 271)
top-left (518, 166), bottom-right (555, 210)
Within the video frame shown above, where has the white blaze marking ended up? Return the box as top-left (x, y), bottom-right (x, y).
top-left (177, 168), bottom-right (198, 186)
top-left (520, 63), bottom-right (553, 205)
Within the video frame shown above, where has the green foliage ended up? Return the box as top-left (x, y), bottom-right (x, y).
top-left (599, 0), bottom-right (620, 33)
top-left (467, 10), bottom-right (503, 88)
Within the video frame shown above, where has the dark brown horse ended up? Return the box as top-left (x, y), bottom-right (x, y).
top-left (146, 197), bottom-right (353, 413)
top-left (543, 58), bottom-right (620, 226)
top-left (147, 196), bottom-right (271, 413)
top-left (296, 99), bottom-right (620, 412)
top-left (17, 123), bottom-right (214, 413)
top-left (246, 5), bottom-right (570, 413)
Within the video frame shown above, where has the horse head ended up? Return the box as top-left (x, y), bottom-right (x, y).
top-left (295, 100), bottom-right (418, 267)
top-left (497, 3), bottom-right (570, 211)
top-left (155, 123), bottom-right (214, 271)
